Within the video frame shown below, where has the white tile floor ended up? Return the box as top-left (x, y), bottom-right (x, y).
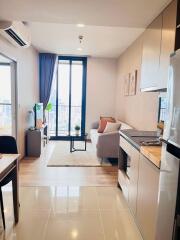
top-left (0, 186), bottom-right (142, 240)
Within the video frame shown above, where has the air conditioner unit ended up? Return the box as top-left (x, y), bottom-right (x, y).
top-left (0, 21), bottom-right (31, 48)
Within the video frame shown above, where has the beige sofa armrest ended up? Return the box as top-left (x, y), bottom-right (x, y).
top-left (98, 131), bottom-right (119, 137)
top-left (96, 131), bottom-right (120, 158)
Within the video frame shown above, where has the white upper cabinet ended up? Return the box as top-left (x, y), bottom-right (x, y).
top-left (140, 15), bottom-right (162, 91)
top-left (158, 0), bottom-right (177, 89)
top-left (140, 0), bottom-right (177, 92)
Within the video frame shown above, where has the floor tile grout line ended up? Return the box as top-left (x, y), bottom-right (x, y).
top-left (41, 209), bottom-right (52, 240)
top-left (95, 186), bottom-right (106, 240)
top-left (2, 186), bottom-right (143, 240)
top-left (41, 190), bottom-right (54, 240)
top-left (98, 208), bottom-right (107, 240)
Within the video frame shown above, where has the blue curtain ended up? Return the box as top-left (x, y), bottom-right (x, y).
top-left (39, 53), bottom-right (57, 110)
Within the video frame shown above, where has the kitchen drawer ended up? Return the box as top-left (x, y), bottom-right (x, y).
top-left (128, 147), bottom-right (139, 216)
top-left (118, 170), bottom-right (129, 201)
top-left (120, 136), bottom-right (132, 156)
top-left (127, 146), bottom-right (139, 178)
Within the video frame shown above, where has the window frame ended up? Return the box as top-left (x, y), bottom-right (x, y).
top-left (50, 56), bottom-right (87, 140)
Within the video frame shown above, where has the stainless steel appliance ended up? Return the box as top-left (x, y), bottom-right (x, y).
top-left (155, 49), bottom-right (180, 240)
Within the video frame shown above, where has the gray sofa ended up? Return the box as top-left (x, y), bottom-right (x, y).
top-left (90, 120), bottom-right (132, 159)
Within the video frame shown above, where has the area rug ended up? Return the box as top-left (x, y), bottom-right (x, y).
top-left (47, 141), bottom-right (112, 167)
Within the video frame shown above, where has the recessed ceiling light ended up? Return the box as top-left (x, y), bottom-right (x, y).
top-left (77, 47), bottom-right (83, 51)
top-left (77, 23), bottom-right (85, 28)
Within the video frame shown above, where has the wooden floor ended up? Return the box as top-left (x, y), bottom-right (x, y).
top-left (19, 141), bottom-right (118, 187)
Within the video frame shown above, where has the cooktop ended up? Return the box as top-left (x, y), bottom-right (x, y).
top-left (120, 129), bottom-right (161, 150)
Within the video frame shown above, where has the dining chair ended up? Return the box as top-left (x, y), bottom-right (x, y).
top-left (0, 136), bottom-right (18, 229)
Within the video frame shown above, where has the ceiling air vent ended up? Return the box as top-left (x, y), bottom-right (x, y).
top-left (0, 21), bottom-right (31, 48)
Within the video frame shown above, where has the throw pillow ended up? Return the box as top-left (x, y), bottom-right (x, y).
top-left (103, 122), bottom-right (121, 133)
top-left (98, 119), bottom-right (114, 133)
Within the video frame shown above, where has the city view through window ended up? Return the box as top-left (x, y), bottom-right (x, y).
top-left (48, 59), bottom-right (84, 137)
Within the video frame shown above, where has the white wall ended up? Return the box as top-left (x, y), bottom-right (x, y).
top-left (115, 36), bottom-right (159, 131)
top-left (0, 35), bottom-right (39, 157)
top-left (86, 57), bottom-right (117, 134)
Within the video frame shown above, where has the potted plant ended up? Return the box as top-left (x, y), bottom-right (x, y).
top-left (45, 102), bottom-right (53, 124)
top-left (75, 125), bottom-right (80, 135)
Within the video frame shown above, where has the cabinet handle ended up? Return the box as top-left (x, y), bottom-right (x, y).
top-left (173, 218), bottom-right (176, 240)
top-left (159, 137), bottom-right (168, 144)
top-left (172, 215), bottom-right (180, 240)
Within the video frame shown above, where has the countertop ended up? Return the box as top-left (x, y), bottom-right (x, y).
top-left (120, 129), bottom-right (159, 151)
top-left (119, 129), bottom-right (161, 168)
top-left (140, 146), bottom-right (161, 168)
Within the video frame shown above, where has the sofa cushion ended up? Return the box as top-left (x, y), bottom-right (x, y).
top-left (97, 119), bottom-right (115, 133)
top-left (104, 122), bottom-right (121, 133)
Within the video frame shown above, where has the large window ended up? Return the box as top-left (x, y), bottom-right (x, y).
top-left (0, 64), bottom-right (12, 135)
top-left (0, 54), bottom-right (17, 137)
top-left (48, 56), bottom-right (87, 139)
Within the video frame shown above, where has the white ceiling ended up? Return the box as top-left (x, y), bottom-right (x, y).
top-left (28, 23), bottom-right (144, 58)
top-left (0, 0), bottom-right (171, 27)
top-left (0, 0), bottom-right (171, 58)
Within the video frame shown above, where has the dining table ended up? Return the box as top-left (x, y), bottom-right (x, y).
top-left (0, 154), bottom-right (20, 224)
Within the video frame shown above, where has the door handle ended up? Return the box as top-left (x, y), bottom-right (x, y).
top-left (159, 137), bottom-right (168, 144)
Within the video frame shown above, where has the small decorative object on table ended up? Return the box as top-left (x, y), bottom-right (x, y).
top-left (74, 125), bottom-right (80, 136)
top-left (27, 110), bottom-right (34, 129)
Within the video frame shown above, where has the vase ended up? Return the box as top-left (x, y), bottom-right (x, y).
top-left (75, 130), bottom-right (80, 136)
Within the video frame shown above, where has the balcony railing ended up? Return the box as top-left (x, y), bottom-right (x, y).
top-left (0, 103), bottom-right (12, 135)
top-left (47, 104), bottom-right (81, 136)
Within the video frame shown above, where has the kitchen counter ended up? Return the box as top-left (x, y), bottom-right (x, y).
top-left (120, 129), bottom-right (159, 150)
top-left (120, 129), bottom-right (161, 168)
top-left (140, 146), bottom-right (161, 168)
top-left (119, 130), bottom-right (162, 240)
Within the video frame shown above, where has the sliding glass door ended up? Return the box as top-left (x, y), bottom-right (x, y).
top-left (49, 56), bottom-right (87, 139)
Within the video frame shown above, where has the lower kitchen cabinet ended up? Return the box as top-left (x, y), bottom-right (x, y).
top-left (119, 137), bottom-right (140, 216)
top-left (118, 135), bottom-right (161, 240)
top-left (128, 146), bottom-right (139, 216)
top-left (136, 154), bottom-right (160, 240)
